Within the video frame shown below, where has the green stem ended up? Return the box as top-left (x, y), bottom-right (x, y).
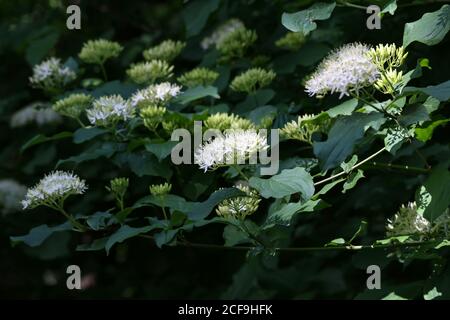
top-left (233, 165), bottom-right (249, 181)
top-left (99, 62), bottom-right (108, 81)
top-left (314, 147), bottom-right (386, 186)
top-left (139, 234), bottom-right (438, 252)
top-left (59, 208), bottom-right (87, 232)
top-left (362, 161), bottom-right (430, 174)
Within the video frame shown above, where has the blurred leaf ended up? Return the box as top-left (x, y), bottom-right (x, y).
top-left (21, 131), bottom-right (72, 153)
top-left (175, 85), bottom-right (220, 104)
top-left (10, 222), bottom-right (72, 247)
top-left (73, 127), bottom-right (108, 144)
top-left (182, 0), bottom-right (220, 37)
top-left (145, 140), bottom-right (178, 162)
top-left (415, 118), bottom-right (450, 142)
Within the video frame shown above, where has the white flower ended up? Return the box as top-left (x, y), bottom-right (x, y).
top-left (0, 179), bottom-right (27, 215)
top-left (130, 82), bottom-right (181, 107)
top-left (29, 57), bottom-right (76, 89)
top-left (87, 95), bottom-right (134, 126)
top-left (22, 171), bottom-right (87, 210)
top-left (194, 130), bottom-right (268, 172)
top-left (10, 102), bottom-right (62, 128)
top-left (201, 19), bottom-right (244, 50)
top-left (386, 202), bottom-right (431, 237)
top-left (305, 43), bottom-right (379, 98)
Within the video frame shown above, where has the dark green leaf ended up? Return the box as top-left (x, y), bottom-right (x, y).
top-left (250, 167), bottom-right (314, 199)
top-left (21, 132), bottom-right (72, 153)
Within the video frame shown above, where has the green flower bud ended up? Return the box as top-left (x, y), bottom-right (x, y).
top-left (126, 60), bottom-right (173, 85)
top-left (367, 43), bottom-right (408, 71)
top-left (374, 69), bottom-right (404, 95)
top-left (149, 182), bottom-right (172, 196)
top-left (230, 68), bottom-right (276, 94)
top-left (143, 39), bottom-right (185, 62)
top-left (79, 39), bottom-right (123, 65)
top-left (53, 93), bottom-right (93, 120)
top-left (204, 113), bottom-right (256, 131)
top-left (217, 27), bottom-right (257, 59)
top-left (141, 105), bottom-right (167, 131)
top-left (216, 184), bottom-right (260, 220)
top-left (280, 113), bottom-right (330, 144)
top-left (177, 68), bottom-right (219, 88)
top-left (275, 32), bottom-right (306, 51)
top-left (106, 177), bottom-right (129, 199)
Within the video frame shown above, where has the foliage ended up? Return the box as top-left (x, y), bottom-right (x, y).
top-left (1, 0), bottom-right (450, 300)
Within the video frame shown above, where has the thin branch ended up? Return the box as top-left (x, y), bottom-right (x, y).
top-left (139, 234), bottom-right (438, 253)
top-left (314, 147), bottom-right (386, 186)
top-left (363, 161), bottom-right (430, 174)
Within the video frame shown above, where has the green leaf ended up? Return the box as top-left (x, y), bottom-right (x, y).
top-left (21, 131), bottom-right (72, 153)
top-left (340, 155), bottom-right (358, 173)
top-left (145, 141), bottom-right (178, 162)
top-left (282, 2), bottom-right (336, 35)
top-left (175, 85), bottom-right (219, 104)
top-left (86, 212), bottom-right (114, 231)
top-left (381, 0), bottom-right (397, 15)
top-left (342, 169), bottom-right (364, 194)
top-left (73, 127), bottom-right (108, 144)
top-left (182, 0), bottom-right (220, 37)
top-left (424, 287), bottom-right (443, 300)
top-left (223, 224), bottom-right (250, 247)
top-left (384, 125), bottom-right (414, 154)
top-left (134, 194), bottom-right (195, 213)
top-left (76, 237), bottom-right (109, 251)
top-left (91, 80), bottom-right (138, 99)
top-left (264, 199), bottom-right (323, 227)
top-left (403, 5), bottom-right (450, 47)
top-left (105, 225), bottom-right (154, 254)
top-left (435, 240), bottom-right (450, 249)
top-left (26, 29), bottom-right (60, 66)
top-left (326, 238), bottom-right (346, 247)
top-left (415, 118), bottom-right (450, 142)
top-left (235, 89), bottom-right (275, 114)
top-left (404, 80), bottom-right (450, 102)
top-left (313, 113), bottom-right (385, 170)
top-left (57, 142), bottom-right (119, 167)
top-left (382, 292), bottom-right (408, 300)
top-left (154, 229), bottom-right (178, 248)
top-left (326, 98), bottom-right (358, 118)
top-left (114, 151), bottom-right (172, 179)
top-left (10, 222), bottom-right (72, 247)
top-left (421, 166), bottom-right (450, 222)
top-left (249, 167), bottom-right (314, 199)
top-left (187, 188), bottom-right (246, 221)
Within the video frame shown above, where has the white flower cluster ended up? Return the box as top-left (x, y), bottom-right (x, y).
top-left (305, 43), bottom-right (379, 98)
top-left (194, 130), bottom-right (268, 172)
top-left (22, 171), bottom-right (87, 210)
top-left (130, 82), bottom-right (181, 107)
top-left (386, 202), bottom-right (431, 237)
top-left (87, 95), bottom-right (134, 126)
top-left (10, 102), bottom-right (62, 128)
top-left (0, 179), bottom-right (27, 215)
top-left (201, 19), bottom-right (244, 50)
top-left (29, 57), bottom-right (76, 89)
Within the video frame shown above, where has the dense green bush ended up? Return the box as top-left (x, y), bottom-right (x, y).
top-left (1, 0), bottom-right (450, 299)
